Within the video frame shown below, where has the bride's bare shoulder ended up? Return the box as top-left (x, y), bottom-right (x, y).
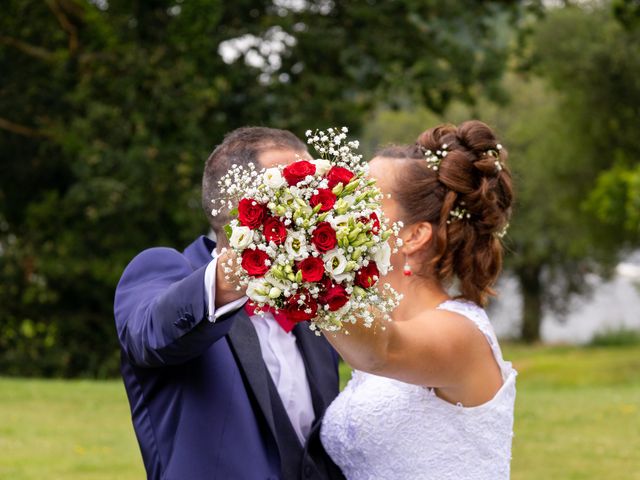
top-left (402, 306), bottom-right (488, 352)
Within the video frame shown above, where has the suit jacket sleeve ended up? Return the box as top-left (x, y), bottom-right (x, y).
top-left (114, 246), bottom-right (234, 367)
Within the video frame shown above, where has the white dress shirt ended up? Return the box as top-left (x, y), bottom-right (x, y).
top-left (203, 254), bottom-right (315, 445)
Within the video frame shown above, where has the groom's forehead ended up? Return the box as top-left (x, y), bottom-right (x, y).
top-left (257, 148), bottom-right (311, 167)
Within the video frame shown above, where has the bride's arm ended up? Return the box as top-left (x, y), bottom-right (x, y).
top-left (323, 309), bottom-right (483, 388)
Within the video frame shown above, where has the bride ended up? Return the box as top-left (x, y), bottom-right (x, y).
top-left (320, 120), bottom-right (517, 480)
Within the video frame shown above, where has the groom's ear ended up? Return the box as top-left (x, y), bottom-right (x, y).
top-left (402, 222), bottom-right (433, 255)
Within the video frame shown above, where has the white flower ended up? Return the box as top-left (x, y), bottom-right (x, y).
top-left (342, 194), bottom-right (356, 207)
top-left (324, 249), bottom-right (348, 280)
top-left (229, 226), bottom-right (253, 249)
top-left (329, 214), bottom-right (350, 233)
top-left (246, 278), bottom-right (271, 303)
top-left (311, 159), bottom-right (332, 175)
top-left (284, 230), bottom-right (308, 260)
top-left (263, 167), bottom-right (286, 188)
top-left (373, 241), bottom-right (391, 275)
top-left (268, 287), bottom-right (282, 299)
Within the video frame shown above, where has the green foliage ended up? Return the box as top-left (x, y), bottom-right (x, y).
top-left (587, 163), bottom-right (640, 235)
top-left (0, 0), bottom-right (532, 376)
top-left (513, 4), bottom-right (640, 338)
top-left (613, 0), bottom-right (640, 31)
top-left (499, 4), bottom-right (640, 282)
top-left (529, 5), bottom-right (640, 240)
top-left (589, 328), bottom-right (640, 347)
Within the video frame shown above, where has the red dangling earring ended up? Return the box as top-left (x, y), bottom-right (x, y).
top-left (403, 255), bottom-right (412, 276)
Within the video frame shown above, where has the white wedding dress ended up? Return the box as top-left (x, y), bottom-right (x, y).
top-left (321, 300), bottom-right (517, 480)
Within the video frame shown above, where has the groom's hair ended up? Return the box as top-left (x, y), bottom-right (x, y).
top-left (202, 126), bottom-right (307, 245)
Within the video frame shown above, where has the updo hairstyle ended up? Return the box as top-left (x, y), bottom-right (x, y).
top-left (376, 121), bottom-right (513, 306)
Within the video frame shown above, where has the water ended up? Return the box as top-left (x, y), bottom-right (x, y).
top-left (489, 256), bottom-right (640, 344)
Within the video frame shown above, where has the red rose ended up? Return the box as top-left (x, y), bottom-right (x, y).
top-left (238, 198), bottom-right (267, 229)
top-left (284, 290), bottom-right (318, 322)
top-left (311, 222), bottom-right (338, 253)
top-left (263, 216), bottom-right (287, 245)
top-left (326, 166), bottom-right (355, 189)
top-left (283, 160), bottom-right (316, 186)
top-left (355, 261), bottom-right (380, 288)
top-left (322, 283), bottom-right (350, 311)
top-left (297, 256), bottom-right (325, 282)
top-left (241, 248), bottom-right (270, 277)
top-left (310, 188), bottom-right (337, 212)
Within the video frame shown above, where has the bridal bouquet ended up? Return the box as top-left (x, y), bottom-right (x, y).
top-left (212, 128), bottom-right (402, 332)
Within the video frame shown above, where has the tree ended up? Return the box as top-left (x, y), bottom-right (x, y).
top-left (514, 4), bottom-right (640, 340)
top-left (0, 0), bottom-right (535, 376)
top-left (585, 0), bottom-right (640, 238)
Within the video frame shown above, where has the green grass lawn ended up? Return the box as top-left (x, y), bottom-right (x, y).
top-left (1, 344), bottom-right (639, 479)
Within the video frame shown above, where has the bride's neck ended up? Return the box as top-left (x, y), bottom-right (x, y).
top-left (390, 274), bottom-right (450, 322)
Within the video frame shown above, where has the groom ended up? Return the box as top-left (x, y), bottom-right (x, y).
top-left (114, 127), bottom-right (344, 480)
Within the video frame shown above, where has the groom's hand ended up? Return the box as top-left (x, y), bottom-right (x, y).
top-left (215, 248), bottom-right (247, 308)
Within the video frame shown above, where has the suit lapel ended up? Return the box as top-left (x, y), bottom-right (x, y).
top-left (183, 235), bottom-right (216, 270)
top-left (226, 310), bottom-right (278, 439)
top-left (227, 312), bottom-right (340, 479)
top-left (227, 315), bottom-right (336, 431)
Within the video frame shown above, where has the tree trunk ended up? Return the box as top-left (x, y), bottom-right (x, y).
top-left (517, 265), bottom-right (543, 343)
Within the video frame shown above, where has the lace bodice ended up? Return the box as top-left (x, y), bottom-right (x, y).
top-left (320, 300), bottom-right (517, 480)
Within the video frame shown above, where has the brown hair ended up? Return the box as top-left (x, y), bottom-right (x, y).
top-left (377, 121), bottom-right (513, 306)
top-left (202, 126), bottom-right (307, 244)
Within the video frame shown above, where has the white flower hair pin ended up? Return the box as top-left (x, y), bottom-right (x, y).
top-left (447, 203), bottom-right (471, 224)
top-left (423, 144), bottom-right (448, 171)
top-left (495, 222), bottom-right (510, 239)
top-left (484, 143), bottom-right (504, 172)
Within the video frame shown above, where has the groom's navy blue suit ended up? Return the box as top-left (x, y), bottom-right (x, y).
top-left (114, 236), bottom-right (344, 480)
